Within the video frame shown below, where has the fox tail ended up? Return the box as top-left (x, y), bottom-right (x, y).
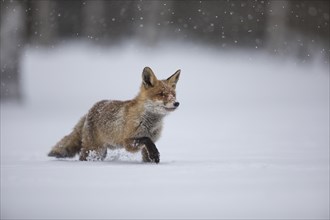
top-left (48, 116), bottom-right (85, 158)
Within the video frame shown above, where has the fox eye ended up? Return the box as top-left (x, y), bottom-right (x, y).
top-left (159, 92), bottom-right (165, 97)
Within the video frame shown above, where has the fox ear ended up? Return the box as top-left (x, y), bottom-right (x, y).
top-left (167, 69), bottom-right (180, 88)
top-left (142, 67), bottom-right (157, 88)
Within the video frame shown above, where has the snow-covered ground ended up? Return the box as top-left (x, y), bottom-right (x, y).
top-left (1, 41), bottom-right (329, 219)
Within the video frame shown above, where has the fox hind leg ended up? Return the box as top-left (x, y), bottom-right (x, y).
top-left (79, 146), bottom-right (107, 161)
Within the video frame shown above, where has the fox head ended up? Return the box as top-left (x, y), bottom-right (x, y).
top-left (140, 67), bottom-right (180, 115)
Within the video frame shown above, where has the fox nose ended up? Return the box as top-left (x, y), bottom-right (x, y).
top-left (174, 102), bottom-right (180, 107)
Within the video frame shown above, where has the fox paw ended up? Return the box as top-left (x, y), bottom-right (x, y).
top-left (148, 148), bottom-right (160, 164)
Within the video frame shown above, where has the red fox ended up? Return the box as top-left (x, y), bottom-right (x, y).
top-left (48, 67), bottom-right (180, 163)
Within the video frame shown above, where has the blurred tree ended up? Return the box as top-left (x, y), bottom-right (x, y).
top-left (28, 0), bottom-right (58, 45)
top-left (265, 0), bottom-right (289, 56)
top-left (136, 1), bottom-right (165, 46)
top-left (57, 1), bottom-right (82, 39)
top-left (286, 0), bottom-right (329, 62)
top-left (0, 0), bottom-right (26, 101)
top-left (83, 0), bottom-right (105, 40)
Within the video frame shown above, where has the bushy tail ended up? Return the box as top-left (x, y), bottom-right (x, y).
top-left (48, 115), bottom-right (86, 158)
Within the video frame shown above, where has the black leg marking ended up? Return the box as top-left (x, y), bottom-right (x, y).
top-left (135, 137), bottom-right (160, 163)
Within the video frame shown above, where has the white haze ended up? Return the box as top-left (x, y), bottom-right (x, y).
top-left (1, 41), bottom-right (329, 219)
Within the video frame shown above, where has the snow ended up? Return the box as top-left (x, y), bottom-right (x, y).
top-left (1, 41), bottom-right (329, 219)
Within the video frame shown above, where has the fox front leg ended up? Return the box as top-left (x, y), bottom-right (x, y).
top-left (124, 137), bottom-right (160, 163)
top-left (136, 137), bottom-right (160, 163)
